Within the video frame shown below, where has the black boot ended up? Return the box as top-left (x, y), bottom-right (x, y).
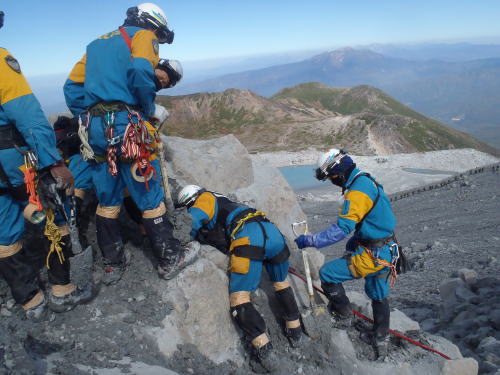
top-left (48, 284), bottom-right (93, 312)
top-left (252, 342), bottom-right (278, 373)
top-left (47, 235), bottom-right (93, 311)
top-left (360, 299), bottom-right (390, 359)
top-left (96, 215), bottom-right (127, 285)
top-left (321, 282), bottom-right (352, 326)
top-left (143, 214), bottom-right (199, 280)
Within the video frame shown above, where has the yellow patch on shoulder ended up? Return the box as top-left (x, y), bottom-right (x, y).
top-left (131, 29), bottom-right (160, 68)
top-left (0, 49), bottom-right (32, 105)
top-left (340, 190), bottom-right (373, 223)
top-left (192, 192), bottom-right (216, 221)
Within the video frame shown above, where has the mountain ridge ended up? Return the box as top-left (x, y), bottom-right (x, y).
top-left (157, 82), bottom-right (497, 156)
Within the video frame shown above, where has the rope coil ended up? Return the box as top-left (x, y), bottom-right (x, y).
top-left (44, 209), bottom-right (65, 268)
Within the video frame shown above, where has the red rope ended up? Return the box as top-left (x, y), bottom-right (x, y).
top-left (288, 267), bottom-right (451, 360)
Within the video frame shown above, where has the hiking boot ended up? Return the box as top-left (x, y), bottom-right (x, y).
top-left (360, 331), bottom-right (390, 360)
top-left (102, 249), bottom-right (131, 285)
top-left (157, 241), bottom-right (200, 280)
top-left (284, 326), bottom-right (303, 348)
top-left (253, 342), bottom-right (278, 373)
top-left (24, 294), bottom-right (47, 322)
top-left (48, 284), bottom-right (93, 313)
top-left (328, 302), bottom-right (352, 328)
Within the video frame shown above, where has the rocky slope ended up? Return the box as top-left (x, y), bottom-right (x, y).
top-left (0, 136), bottom-right (482, 375)
top-left (156, 83), bottom-right (497, 155)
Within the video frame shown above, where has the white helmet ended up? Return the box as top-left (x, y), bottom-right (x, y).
top-left (315, 148), bottom-right (348, 180)
top-left (125, 3), bottom-right (174, 44)
top-left (177, 185), bottom-right (203, 207)
top-left (157, 58), bottom-right (183, 87)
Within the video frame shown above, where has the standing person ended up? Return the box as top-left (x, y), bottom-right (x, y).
top-left (57, 58), bottom-right (184, 247)
top-left (177, 185), bottom-right (303, 373)
top-left (63, 3), bottom-right (192, 284)
top-left (294, 149), bottom-right (399, 358)
top-left (0, 10), bottom-right (88, 319)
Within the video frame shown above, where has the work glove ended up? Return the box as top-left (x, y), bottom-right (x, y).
top-left (49, 160), bottom-right (74, 190)
top-left (150, 104), bottom-right (169, 126)
top-left (294, 234), bottom-right (314, 249)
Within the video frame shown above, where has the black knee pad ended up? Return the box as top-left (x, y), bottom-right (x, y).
top-left (230, 302), bottom-right (266, 341)
top-left (95, 215), bottom-right (124, 264)
top-left (322, 282), bottom-right (351, 315)
top-left (372, 299), bottom-right (390, 338)
top-left (275, 287), bottom-right (300, 322)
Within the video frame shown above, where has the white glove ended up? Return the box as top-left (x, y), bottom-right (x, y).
top-left (150, 104), bottom-right (169, 126)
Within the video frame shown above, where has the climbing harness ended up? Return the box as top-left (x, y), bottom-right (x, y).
top-left (359, 244), bottom-right (399, 287)
top-left (230, 210), bottom-right (267, 240)
top-left (121, 110), bottom-right (157, 190)
top-left (287, 267), bottom-right (452, 360)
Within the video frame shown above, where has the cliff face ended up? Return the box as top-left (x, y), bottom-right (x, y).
top-left (157, 83), bottom-right (497, 156)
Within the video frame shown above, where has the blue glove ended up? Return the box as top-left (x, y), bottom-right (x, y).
top-left (295, 234), bottom-right (314, 249)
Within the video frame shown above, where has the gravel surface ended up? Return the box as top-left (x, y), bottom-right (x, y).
top-left (300, 168), bottom-right (500, 373)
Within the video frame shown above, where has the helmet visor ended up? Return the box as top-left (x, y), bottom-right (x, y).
top-left (156, 25), bottom-right (174, 44)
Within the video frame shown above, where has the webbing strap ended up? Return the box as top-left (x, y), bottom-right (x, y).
top-left (119, 26), bottom-right (132, 52)
top-left (230, 210), bottom-right (266, 240)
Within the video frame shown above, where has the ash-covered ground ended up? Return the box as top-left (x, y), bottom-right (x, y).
top-left (0, 166), bottom-right (497, 375)
top-left (301, 168), bottom-right (500, 374)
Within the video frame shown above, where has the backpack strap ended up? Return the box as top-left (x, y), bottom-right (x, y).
top-left (119, 26), bottom-right (132, 52)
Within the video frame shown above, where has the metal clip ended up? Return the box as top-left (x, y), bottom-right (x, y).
top-left (107, 136), bottom-right (121, 146)
top-left (25, 151), bottom-right (38, 169)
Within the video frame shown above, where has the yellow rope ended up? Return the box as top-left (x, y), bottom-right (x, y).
top-left (44, 209), bottom-right (65, 268)
top-left (230, 211), bottom-right (266, 240)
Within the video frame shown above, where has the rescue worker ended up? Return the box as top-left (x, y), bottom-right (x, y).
top-left (294, 149), bottom-right (399, 359)
top-left (56, 57), bottom-right (184, 246)
top-left (63, 4), bottom-right (192, 284)
top-left (0, 10), bottom-right (89, 319)
top-left (177, 185), bottom-right (303, 372)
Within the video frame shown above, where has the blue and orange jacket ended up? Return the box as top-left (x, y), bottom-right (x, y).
top-left (310, 168), bottom-right (397, 248)
top-left (0, 48), bottom-right (60, 188)
top-left (64, 26), bottom-right (160, 117)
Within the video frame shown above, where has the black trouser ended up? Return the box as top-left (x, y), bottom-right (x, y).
top-left (46, 234), bottom-right (73, 285)
top-left (0, 248), bottom-right (40, 305)
top-left (142, 214), bottom-right (182, 266)
top-left (96, 215), bottom-right (125, 265)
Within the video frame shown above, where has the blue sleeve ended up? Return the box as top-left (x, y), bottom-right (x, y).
top-left (311, 224), bottom-right (347, 248)
top-left (3, 94), bottom-right (60, 168)
top-left (63, 78), bottom-right (86, 116)
top-left (188, 207), bottom-right (210, 239)
top-left (127, 57), bottom-right (157, 116)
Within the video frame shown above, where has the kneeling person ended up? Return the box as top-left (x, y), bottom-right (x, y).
top-left (177, 185), bottom-right (302, 371)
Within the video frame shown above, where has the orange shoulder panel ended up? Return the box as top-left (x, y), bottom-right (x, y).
top-left (68, 54), bottom-right (87, 83)
top-left (130, 29), bottom-right (160, 68)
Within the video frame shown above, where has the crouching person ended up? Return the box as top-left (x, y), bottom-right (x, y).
top-left (177, 185), bottom-right (303, 372)
top-left (294, 149), bottom-right (400, 359)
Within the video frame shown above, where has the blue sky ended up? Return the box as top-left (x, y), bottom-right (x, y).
top-left (1, 0), bottom-right (499, 78)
